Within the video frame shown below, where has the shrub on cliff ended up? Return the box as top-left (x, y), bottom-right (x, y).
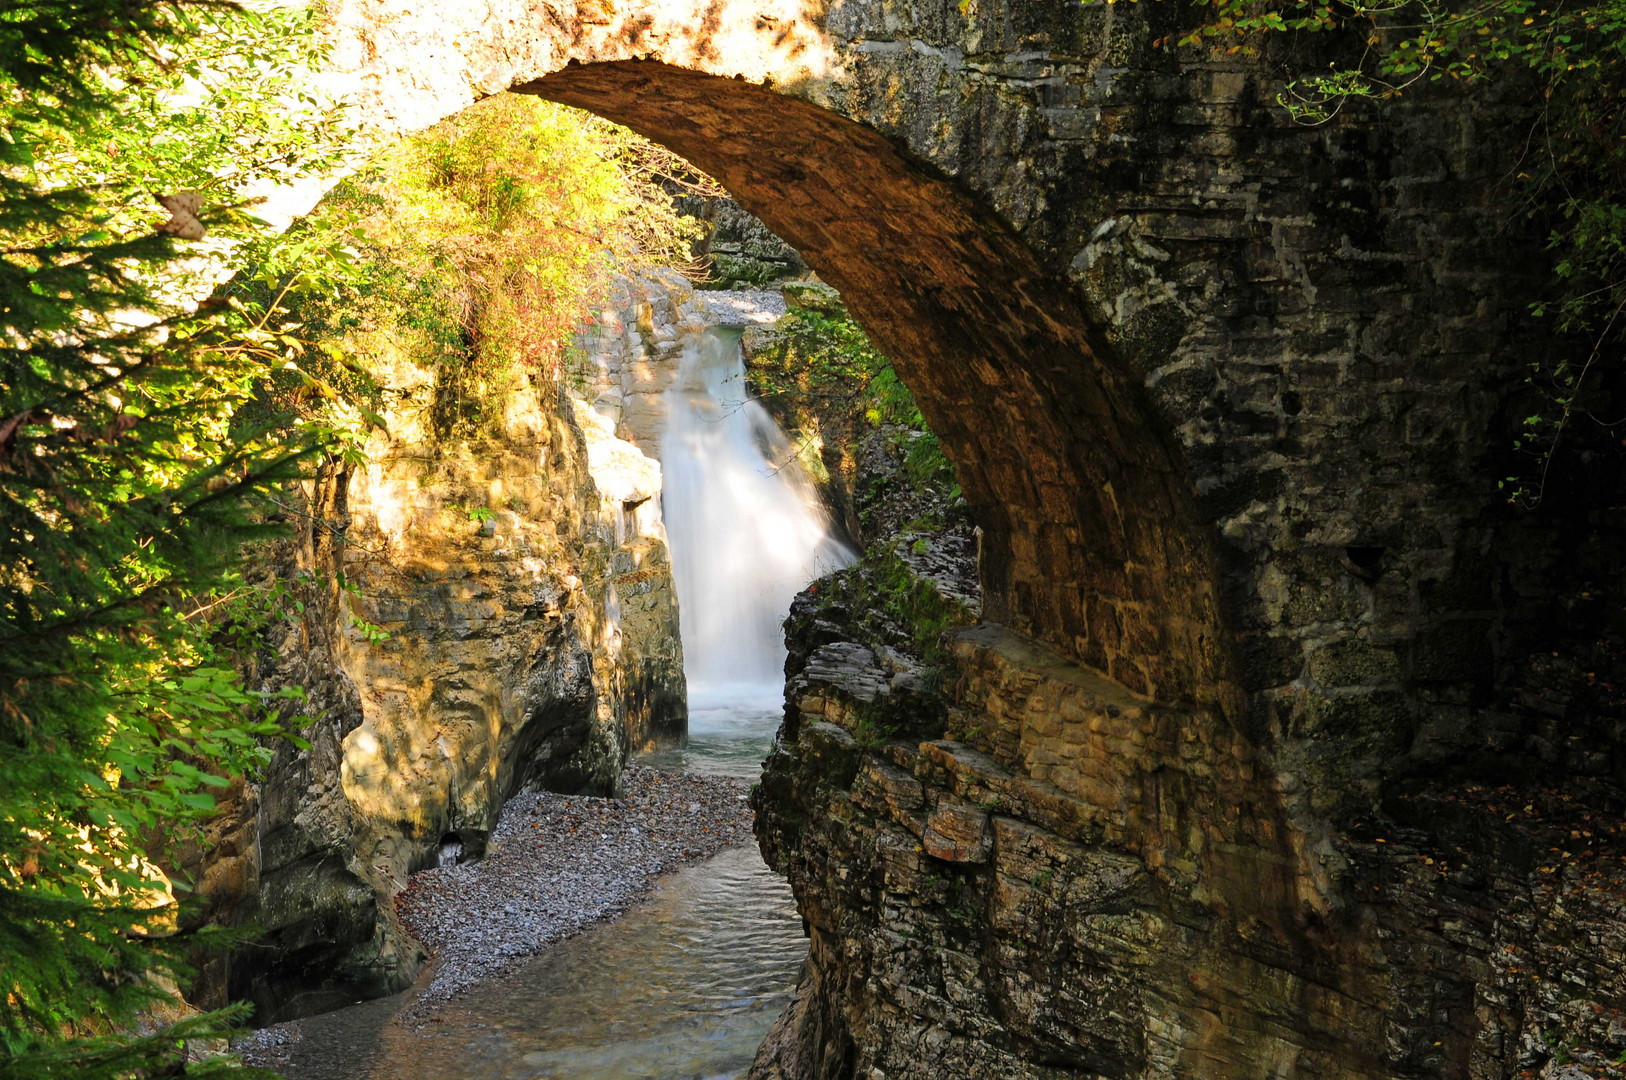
top-left (746, 306), bottom-right (960, 539)
top-left (243, 95), bottom-right (717, 440)
top-left (0, 2), bottom-right (346, 1074)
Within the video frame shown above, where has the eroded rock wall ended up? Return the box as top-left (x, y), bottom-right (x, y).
top-left (752, 607), bottom-right (1626, 1080)
top-left (212, 351), bottom-right (684, 1022)
top-left (572, 266), bottom-right (784, 455)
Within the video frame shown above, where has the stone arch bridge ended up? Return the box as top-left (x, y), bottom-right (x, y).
top-left (304, 3), bottom-right (1606, 1077)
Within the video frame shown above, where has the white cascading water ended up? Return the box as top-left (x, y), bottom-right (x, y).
top-left (659, 327), bottom-right (856, 760)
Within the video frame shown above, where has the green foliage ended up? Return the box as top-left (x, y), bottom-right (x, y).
top-left (750, 310), bottom-right (960, 502)
top-left (1177, 0), bottom-right (1626, 504)
top-left (0, 1007), bottom-right (274, 1080)
top-left (1, 1), bottom-right (348, 337)
top-left (806, 545), bottom-right (976, 682)
top-left (349, 618), bottom-right (392, 647)
top-left (752, 309), bottom-right (890, 412)
top-left (851, 712), bottom-right (899, 747)
top-left (1180, 0), bottom-right (1626, 96)
top-left (1, 0), bottom-right (345, 1070)
top-left (245, 94), bottom-right (709, 440)
top-left (866, 547), bottom-right (977, 672)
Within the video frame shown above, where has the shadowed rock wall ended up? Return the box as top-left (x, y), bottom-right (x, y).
top-left (752, 592), bottom-right (1626, 1080)
top-left (197, 361), bottom-right (685, 1022)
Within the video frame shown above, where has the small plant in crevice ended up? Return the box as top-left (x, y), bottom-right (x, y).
top-left (785, 545), bottom-right (975, 753)
top-left (852, 713), bottom-right (899, 748)
top-left (350, 617), bottom-right (393, 647)
top-left (864, 546), bottom-right (977, 675)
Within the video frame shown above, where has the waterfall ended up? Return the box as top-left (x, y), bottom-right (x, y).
top-left (659, 326), bottom-right (855, 719)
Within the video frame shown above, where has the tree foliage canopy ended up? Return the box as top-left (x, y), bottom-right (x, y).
top-left (2, 2), bottom-right (739, 1072)
top-left (245, 92), bottom-right (717, 441)
top-left (0, 2), bottom-right (347, 1074)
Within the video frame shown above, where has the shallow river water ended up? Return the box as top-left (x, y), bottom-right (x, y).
top-left (637, 684), bottom-right (788, 780)
top-left (270, 698), bottom-right (806, 1080)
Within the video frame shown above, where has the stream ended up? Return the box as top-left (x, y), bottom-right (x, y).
top-left (261, 326), bottom-right (850, 1079)
top-left (263, 701), bottom-right (804, 1080)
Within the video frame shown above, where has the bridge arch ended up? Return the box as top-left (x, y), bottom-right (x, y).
top-left (517, 60), bottom-right (1232, 707)
top-left (288, 7), bottom-right (1585, 1073)
top-left (320, 0), bottom-right (1241, 708)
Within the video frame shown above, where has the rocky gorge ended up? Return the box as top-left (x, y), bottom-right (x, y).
top-left (194, 243), bottom-right (1626, 1080)
top-left (184, 306), bottom-right (691, 1019)
top-left (184, 245), bottom-right (874, 1029)
top-left (134, 1), bottom-right (1626, 1076)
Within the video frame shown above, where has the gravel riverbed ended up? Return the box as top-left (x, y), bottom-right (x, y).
top-left (238, 763), bottom-right (756, 1069)
top-left (397, 764), bottom-right (755, 1005)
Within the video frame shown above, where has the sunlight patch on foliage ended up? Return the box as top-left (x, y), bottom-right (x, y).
top-left (246, 94), bottom-right (716, 440)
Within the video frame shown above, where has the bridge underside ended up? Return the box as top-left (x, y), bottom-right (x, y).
top-left (522, 61), bottom-right (1232, 710)
top-left (294, 4), bottom-right (1622, 1072)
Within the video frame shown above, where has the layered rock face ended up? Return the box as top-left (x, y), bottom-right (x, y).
top-left (691, 197), bottom-right (810, 288)
top-left (753, 606), bottom-right (1626, 1080)
top-left (211, 353), bottom-right (684, 1022)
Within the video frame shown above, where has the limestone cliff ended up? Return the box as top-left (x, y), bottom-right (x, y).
top-left (200, 349), bottom-right (685, 1023)
top-left (751, 602), bottom-right (1626, 1080)
top-left (572, 266), bottom-right (784, 455)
